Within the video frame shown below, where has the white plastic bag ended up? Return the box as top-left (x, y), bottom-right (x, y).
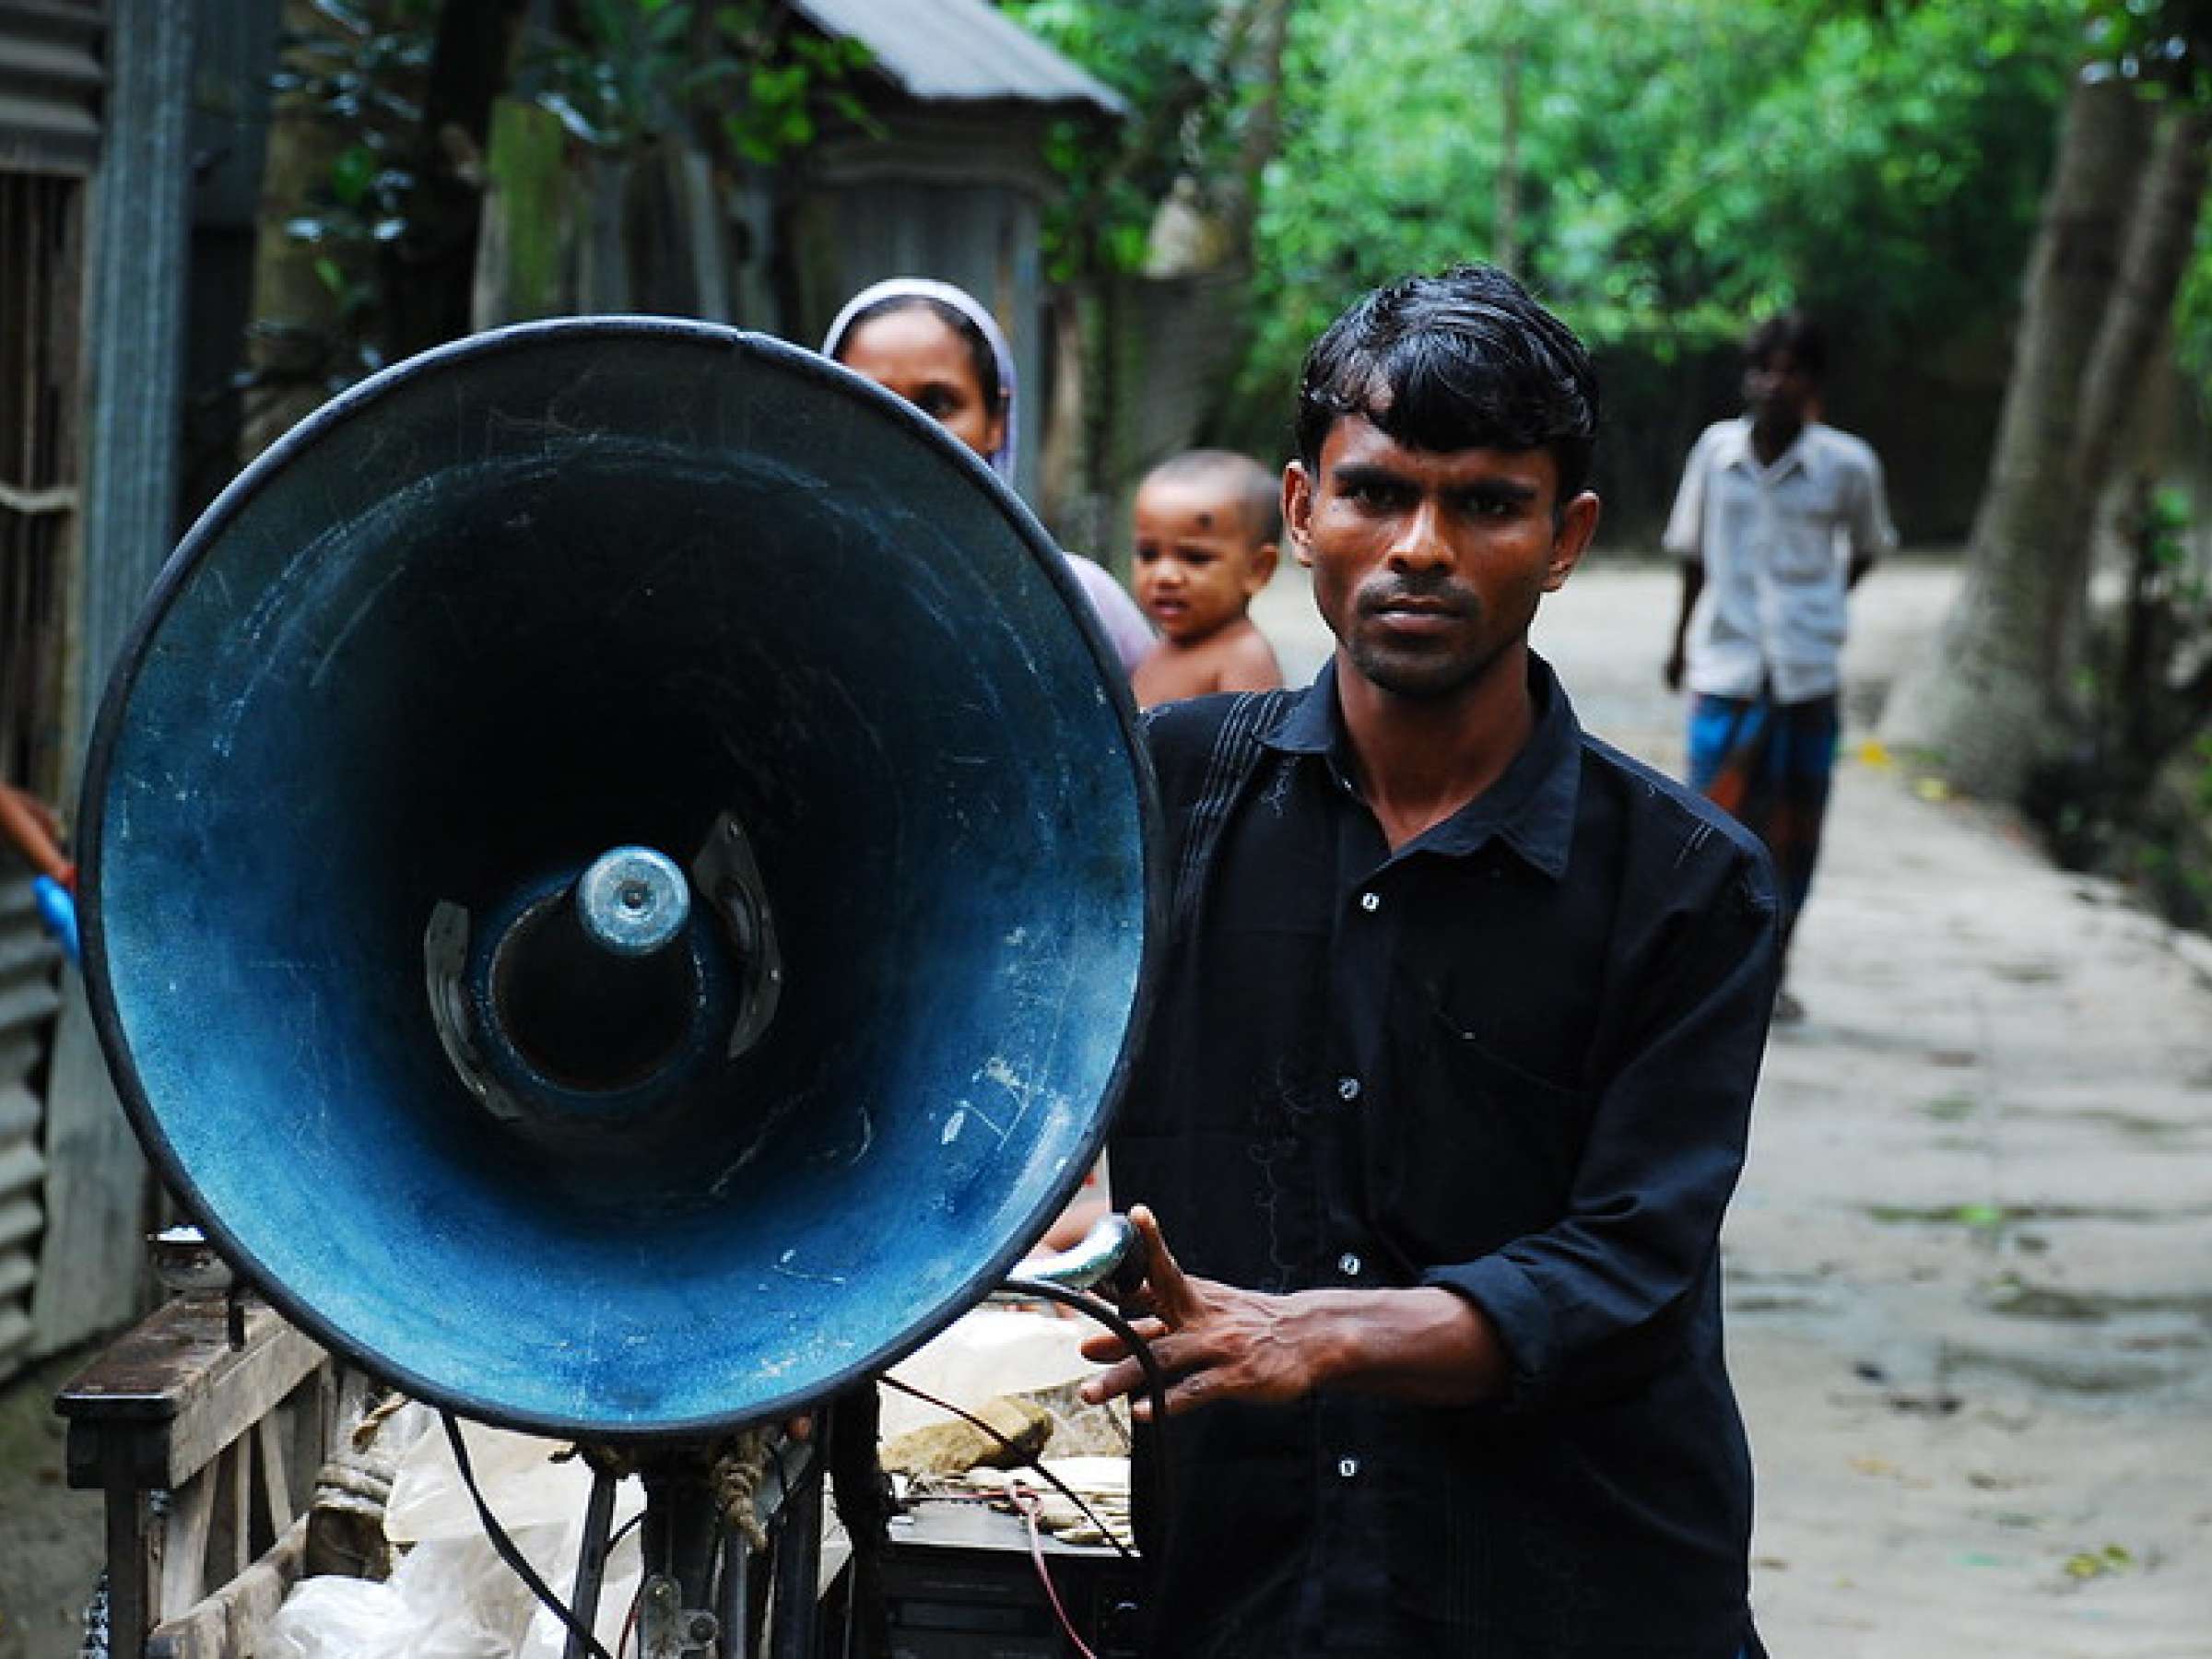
top-left (266, 1416), bottom-right (644, 1658)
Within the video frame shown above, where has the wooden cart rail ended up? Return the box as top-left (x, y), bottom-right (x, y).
top-left (56, 1292), bottom-right (349, 1659)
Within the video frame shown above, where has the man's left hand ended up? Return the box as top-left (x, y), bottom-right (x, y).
top-left (1077, 1206), bottom-right (1326, 1419)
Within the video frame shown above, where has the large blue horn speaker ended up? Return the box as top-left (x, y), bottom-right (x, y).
top-left (79, 318), bottom-right (1160, 1440)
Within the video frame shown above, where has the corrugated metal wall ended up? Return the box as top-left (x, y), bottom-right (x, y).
top-left (0, 0), bottom-right (100, 175)
top-left (0, 0), bottom-right (98, 1381)
top-left (0, 873), bottom-right (59, 1369)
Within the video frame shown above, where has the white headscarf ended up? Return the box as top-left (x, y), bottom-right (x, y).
top-left (821, 277), bottom-right (1019, 482)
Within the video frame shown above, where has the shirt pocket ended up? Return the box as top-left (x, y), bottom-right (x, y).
top-left (1770, 475), bottom-right (1847, 582)
top-left (1371, 1006), bottom-right (1595, 1268)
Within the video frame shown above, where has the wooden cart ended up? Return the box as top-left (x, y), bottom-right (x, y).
top-left (56, 1292), bottom-right (358, 1659)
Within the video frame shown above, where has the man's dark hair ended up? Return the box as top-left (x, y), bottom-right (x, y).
top-left (1294, 264), bottom-right (1601, 499)
top-left (1743, 310), bottom-right (1827, 383)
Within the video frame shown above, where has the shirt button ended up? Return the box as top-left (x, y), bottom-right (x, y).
top-left (1358, 891), bottom-right (1381, 913)
top-left (1335, 1076), bottom-right (1361, 1101)
top-left (1338, 1252), bottom-right (1362, 1277)
top-left (1337, 1455), bottom-right (1360, 1479)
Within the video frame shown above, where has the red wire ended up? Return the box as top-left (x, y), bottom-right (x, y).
top-left (1009, 1479), bottom-right (1100, 1659)
top-left (616, 1578), bottom-right (643, 1659)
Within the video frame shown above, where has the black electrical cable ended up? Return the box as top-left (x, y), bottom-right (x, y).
top-left (877, 1375), bottom-right (1133, 1560)
top-left (440, 1412), bottom-right (619, 1659)
top-left (997, 1276), bottom-right (1176, 1528)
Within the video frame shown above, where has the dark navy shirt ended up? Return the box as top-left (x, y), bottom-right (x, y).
top-left (1112, 656), bottom-right (1779, 1658)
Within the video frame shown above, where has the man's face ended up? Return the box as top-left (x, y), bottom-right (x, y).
top-left (1743, 347), bottom-right (1815, 429)
top-left (1132, 473), bottom-right (1277, 644)
top-left (1285, 417), bottom-right (1597, 702)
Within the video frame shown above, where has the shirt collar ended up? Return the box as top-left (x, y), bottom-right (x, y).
top-left (1260, 654), bottom-right (1583, 880)
top-left (1715, 417), bottom-right (1818, 479)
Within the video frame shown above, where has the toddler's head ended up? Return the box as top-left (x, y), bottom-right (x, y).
top-left (1132, 451), bottom-right (1281, 645)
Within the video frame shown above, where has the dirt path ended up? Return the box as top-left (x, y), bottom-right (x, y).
top-left (1265, 550), bottom-right (2212, 1655)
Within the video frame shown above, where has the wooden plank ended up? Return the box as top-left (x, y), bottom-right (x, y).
top-left (57, 1293), bottom-right (326, 1489)
top-left (224, 1441), bottom-right (250, 1588)
top-left (30, 979), bottom-right (149, 1356)
top-left (145, 1517), bottom-right (308, 1659)
top-left (254, 1411), bottom-right (292, 1534)
top-left (102, 1439), bottom-right (151, 1659)
top-left (157, 1467), bottom-right (218, 1623)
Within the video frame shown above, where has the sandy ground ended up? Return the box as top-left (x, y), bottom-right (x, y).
top-left (5, 551), bottom-right (2208, 1657)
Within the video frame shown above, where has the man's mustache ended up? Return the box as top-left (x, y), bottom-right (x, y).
top-left (1357, 575), bottom-right (1476, 617)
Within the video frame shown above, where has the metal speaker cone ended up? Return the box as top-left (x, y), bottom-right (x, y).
top-left (79, 318), bottom-right (1161, 1440)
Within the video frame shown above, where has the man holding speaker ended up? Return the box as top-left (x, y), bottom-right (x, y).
top-left (1081, 266), bottom-right (1778, 1657)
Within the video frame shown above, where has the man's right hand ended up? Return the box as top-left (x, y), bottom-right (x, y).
top-left (1662, 644), bottom-right (1686, 692)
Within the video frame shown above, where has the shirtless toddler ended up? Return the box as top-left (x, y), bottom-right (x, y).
top-left (1129, 450), bottom-right (1286, 708)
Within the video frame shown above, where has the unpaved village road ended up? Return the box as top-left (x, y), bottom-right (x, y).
top-left (1264, 551), bottom-right (2212, 1656)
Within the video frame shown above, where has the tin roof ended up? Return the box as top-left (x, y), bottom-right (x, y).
top-left (790, 0), bottom-right (1127, 117)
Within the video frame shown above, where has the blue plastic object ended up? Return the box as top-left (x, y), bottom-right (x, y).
top-left (33, 875), bottom-right (78, 968)
top-left (79, 319), bottom-right (1161, 1440)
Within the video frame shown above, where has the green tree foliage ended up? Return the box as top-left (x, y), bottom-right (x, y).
top-left (1015, 0), bottom-right (2077, 423)
top-left (1007, 0), bottom-right (1273, 276)
top-left (526, 0), bottom-right (875, 165)
top-left (1248, 0), bottom-right (2075, 391)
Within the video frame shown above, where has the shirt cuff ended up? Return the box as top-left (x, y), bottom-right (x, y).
top-left (1421, 1255), bottom-right (1557, 1408)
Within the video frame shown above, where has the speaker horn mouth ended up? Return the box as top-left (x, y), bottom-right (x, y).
top-left (80, 318), bottom-right (1160, 1438)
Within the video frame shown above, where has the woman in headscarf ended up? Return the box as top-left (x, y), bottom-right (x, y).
top-left (822, 277), bottom-right (1155, 677)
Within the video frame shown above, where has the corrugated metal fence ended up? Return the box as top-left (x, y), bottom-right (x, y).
top-left (0, 873), bottom-right (59, 1370)
top-left (0, 0), bottom-right (98, 1382)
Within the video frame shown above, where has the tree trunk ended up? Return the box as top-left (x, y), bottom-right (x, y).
top-left (384, 0), bottom-right (529, 360)
top-left (472, 98), bottom-right (576, 327)
top-left (1878, 75), bottom-right (2156, 796)
top-left (1218, 0), bottom-right (1294, 266)
top-left (1494, 41), bottom-right (1523, 273)
top-left (2051, 102), bottom-right (2212, 671)
top-left (241, 0), bottom-right (359, 460)
top-left (1191, 0), bottom-right (1295, 442)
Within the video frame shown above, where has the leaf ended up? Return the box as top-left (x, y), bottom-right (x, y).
top-left (328, 144), bottom-right (377, 207)
top-left (537, 91), bottom-right (609, 147)
top-left (2061, 1544), bottom-right (2135, 1580)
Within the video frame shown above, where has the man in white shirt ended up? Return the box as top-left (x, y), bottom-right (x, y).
top-left (1663, 312), bottom-right (1896, 1021)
